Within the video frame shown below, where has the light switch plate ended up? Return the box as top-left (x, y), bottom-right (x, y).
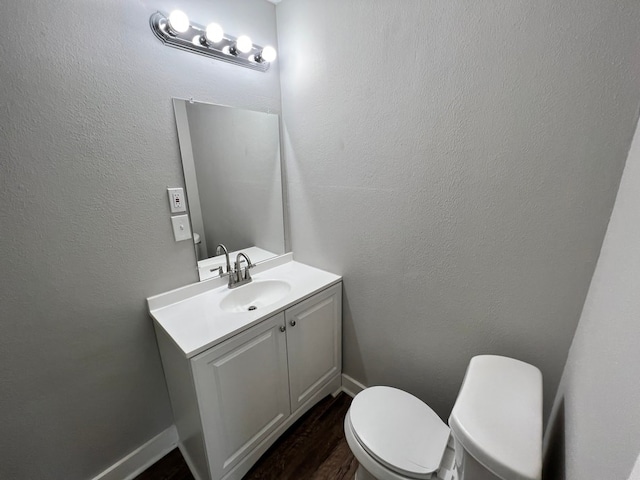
top-left (171, 215), bottom-right (192, 242)
top-left (167, 187), bottom-right (186, 213)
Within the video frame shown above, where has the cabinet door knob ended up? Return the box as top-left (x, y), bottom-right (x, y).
top-left (289, 320), bottom-right (296, 327)
top-left (279, 325), bottom-right (286, 332)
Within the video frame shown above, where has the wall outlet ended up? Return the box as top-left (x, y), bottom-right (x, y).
top-left (167, 187), bottom-right (186, 213)
top-left (171, 214), bottom-right (192, 242)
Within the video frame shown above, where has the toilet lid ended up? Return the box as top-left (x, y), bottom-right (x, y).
top-left (349, 386), bottom-right (450, 479)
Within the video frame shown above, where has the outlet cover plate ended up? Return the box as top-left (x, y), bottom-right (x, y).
top-left (167, 187), bottom-right (187, 213)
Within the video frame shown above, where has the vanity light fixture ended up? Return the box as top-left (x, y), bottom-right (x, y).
top-left (149, 11), bottom-right (276, 72)
top-left (254, 46), bottom-right (277, 64)
top-left (204, 23), bottom-right (224, 44)
top-left (167, 10), bottom-right (190, 34)
top-left (236, 36), bottom-right (253, 53)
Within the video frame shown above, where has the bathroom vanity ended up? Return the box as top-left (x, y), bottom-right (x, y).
top-left (148, 255), bottom-right (342, 480)
top-left (154, 98), bottom-right (340, 480)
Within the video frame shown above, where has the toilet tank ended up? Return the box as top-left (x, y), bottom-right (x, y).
top-left (448, 355), bottom-right (543, 480)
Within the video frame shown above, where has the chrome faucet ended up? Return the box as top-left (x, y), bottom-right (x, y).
top-left (214, 244), bottom-right (232, 276)
top-left (229, 252), bottom-right (255, 289)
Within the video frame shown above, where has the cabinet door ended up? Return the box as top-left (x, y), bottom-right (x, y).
top-left (286, 283), bottom-right (342, 412)
top-left (191, 313), bottom-right (290, 479)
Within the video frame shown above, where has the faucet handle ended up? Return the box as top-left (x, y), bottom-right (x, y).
top-left (211, 266), bottom-right (229, 276)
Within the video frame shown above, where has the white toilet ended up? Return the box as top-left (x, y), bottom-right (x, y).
top-left (344, 355), bottom-right (542, 480)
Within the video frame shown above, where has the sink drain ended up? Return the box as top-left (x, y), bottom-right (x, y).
top-left (248, 305), bottom-right (257, 311)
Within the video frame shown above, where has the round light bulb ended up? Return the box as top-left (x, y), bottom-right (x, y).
top-left (261, 46), bottom-right (277, 63)
top-left (168, 10), bottom-right (190, 33)
top-left (236, 35), bottom-right (253, 53)
top-left (205, 23), bottom-right (224, 43)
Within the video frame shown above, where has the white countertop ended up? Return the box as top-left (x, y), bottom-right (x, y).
top-left (148, 257), bottom-right (341, 358)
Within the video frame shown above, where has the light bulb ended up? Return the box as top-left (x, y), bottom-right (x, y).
top-left (205, 23), bottom-right (224, 43)
top-left (236, 35), bottom-right (253, 53)
top-left (260, 46), bottom-right (277, 63)
top-left (168, 10), bottom-right (189, 33)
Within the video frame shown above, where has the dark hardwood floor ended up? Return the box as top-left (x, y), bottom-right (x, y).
top-left (135, 449), bottom-right (193, 480)
top-left (135, 393), bottom-right (357, 480)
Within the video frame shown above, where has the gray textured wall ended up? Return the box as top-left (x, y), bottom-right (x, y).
top-left (276, 0), bottom-right (640, 421)
top-left (545, 117), bottom-right (640, 480)
top-left (0, 0), bottom-right (280, 478)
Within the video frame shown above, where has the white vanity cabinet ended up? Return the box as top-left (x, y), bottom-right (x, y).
top-left (191, 312), bottom-right (291, 480)
top-left (285, 285), bottom-right (342, 412)
top-left (153, 280), bottom-right (342, 480)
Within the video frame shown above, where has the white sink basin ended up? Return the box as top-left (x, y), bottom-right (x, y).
top-left (219, 279), bottom-right (292, 313)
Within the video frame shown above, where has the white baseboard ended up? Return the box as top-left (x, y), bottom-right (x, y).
top-left (91, 425), bottom-right (178, 480)
top-left (341, 373), bottom-right (366, 397)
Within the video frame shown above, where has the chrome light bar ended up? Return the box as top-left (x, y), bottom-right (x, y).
top-left (149, 11), bottom-right (274, 72)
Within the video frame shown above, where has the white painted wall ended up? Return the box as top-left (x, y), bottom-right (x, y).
top-left (0, 0), bottom-right (279, 478)
top-left (276, 0), bottom-right (640, 420)
top-left (545, 116), bottom-right (640, 479)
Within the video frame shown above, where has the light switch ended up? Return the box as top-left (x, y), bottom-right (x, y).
top-left (171, 214), bottom-right (192, 242)
top-left (167, 187), bottom-right (186, 213)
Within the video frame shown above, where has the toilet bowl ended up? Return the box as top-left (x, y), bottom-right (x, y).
top-left (344, 386), bottom-right (456, 480)
top-left (344, 355), bottom-right (542, 480)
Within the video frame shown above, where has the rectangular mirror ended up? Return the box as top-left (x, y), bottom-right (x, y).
top-left (173, 99), bottom-right (287, 281)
